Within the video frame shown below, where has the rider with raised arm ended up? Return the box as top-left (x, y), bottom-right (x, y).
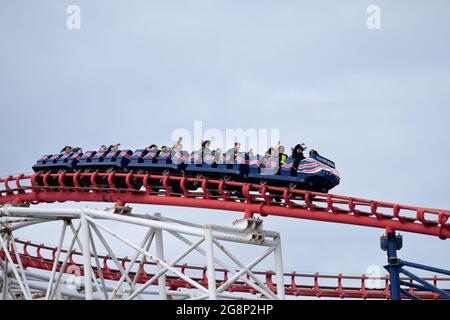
top-left (145, 144), bottom-right (158, 151)
top-left (201, 140), bottom-right (211, 162)
top-left (291, 143), bottom-right (307, 168)
top-left (226, 142), bottom-right (241, 162)
top-left (107, 143), bottom-right (121, 152)
top-left (173, 136), bottom-right (183, 152)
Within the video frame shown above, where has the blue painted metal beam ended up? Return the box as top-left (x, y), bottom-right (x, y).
top-left (400, 268), bottom-right (450, 300)
top-left (400, 260), bottom-right (450, 277)
top-left (400, 288), bottom-right (420, 300)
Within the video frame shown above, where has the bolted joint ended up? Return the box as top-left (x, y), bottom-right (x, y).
top-left (387, 257), bottom-right (400, 265)
top-left (380, 232), bottom-right (403, 252)
top-left (113, 205), bottom-right (132, 215)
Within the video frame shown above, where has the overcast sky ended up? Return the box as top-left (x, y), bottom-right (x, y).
top-left (1, 0), bottom-right (449, 294)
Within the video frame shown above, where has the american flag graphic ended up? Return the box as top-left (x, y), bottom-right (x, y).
top-left (134, 151), bottom-right (144, 158)
top-left (173, 151), bottom-right (190, 162)
top-left (49, 154), bottom-right (61, 161)
top-left (119, 151), bottom-right (132, 160)
top-left (282, 161), bottom-right (293, 168)
top-left (264, 160), bottom-right (278, 168)
top-left (298, 158), bottom-right (339, 176)
top-left (144, 151), bottom-right (157, 158)
top-left (235, 155), bottom-right (249, 164)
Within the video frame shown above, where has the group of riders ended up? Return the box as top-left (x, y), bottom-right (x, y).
top-left (59, 138), bottom-right (317, 168)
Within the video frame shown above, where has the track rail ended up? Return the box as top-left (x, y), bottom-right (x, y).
top-left (2, 239), bottom-right (448, 299)
top-left (0, 173), bottom-right (449, 239)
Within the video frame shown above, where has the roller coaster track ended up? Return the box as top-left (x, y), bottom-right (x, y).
top-left (1, 239), bottom-right (448, 299)
top-left (0, 173), bottom-right (449, 239)
top-left (1, 172), bottom-right (449, 300)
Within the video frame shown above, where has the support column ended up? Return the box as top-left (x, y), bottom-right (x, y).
top-left (154, 213), bottom-right (167, 300)
top-left (381, 231), bottom-right (402, 300)
top-left (1, 236), bottom-right (9, 300)
top-left (274, 236), bottom-right (285, 300)
top-left (81, 213), bottom-right (93, 300)
top-left (204, 225), bottom-right (217, 300)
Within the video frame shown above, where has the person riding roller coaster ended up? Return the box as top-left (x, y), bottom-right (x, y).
top-left (226, 142), bottom-right (241, 162)
top-left (107, 144), bottom-right (121, 152)
top-left (60, 146), bottom-right (82, 153)
top-left (291, 143), bottom-right (307, 169)
top-left (201, 140), bottom-right (211, 160)
top-left (146, 144), bottom-right (158, 151)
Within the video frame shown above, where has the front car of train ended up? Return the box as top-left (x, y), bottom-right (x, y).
top-left (297, 152), bottom-right (340, 193)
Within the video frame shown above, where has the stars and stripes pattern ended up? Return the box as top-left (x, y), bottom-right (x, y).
top-left (298, 158), bottom-right (339, 176)
top-left (173, 151), bottom-right (190, 162)
top-left (249, 158), bottom-right (261, 166)
top-left (144, 151), bottom-right (158, 158)
top-left (83, 152), bottom-right (94, 159)
top-left (133, 151), bottom-right (144, 158)
top-left (119, 151), bottom-right (132, 160)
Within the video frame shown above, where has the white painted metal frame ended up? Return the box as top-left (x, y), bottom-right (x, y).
top-left (0, 205), bottom-right (285, 300)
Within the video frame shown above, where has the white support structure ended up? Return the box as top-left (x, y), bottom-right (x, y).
top-left (0, 205), bottom-right (285, 300)
top-left (80, 213), bottom-right (93, 300)
top-left (154, 213), bottom-right (167, 300)
top-left (204, 225), bottom-right (217, 300)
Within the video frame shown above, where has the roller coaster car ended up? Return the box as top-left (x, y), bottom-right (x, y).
top-left (297, 153), bottom-right (340, 192)
top-left (248, 155), bottom-right (297, 187)
top-left (125, 149), bottom-right (189, 193)
top-left (127, 149), bottom-right (155, 172)
top-left (32, 148), bottom-right (340, 193)
top-left (248, 153), bottom-right (339, 192)
top-left (155, 149), bottom-right (189, 175)
top-left (128, 149), bottom-right (188, 175)
top-left (185, 151), bottom-right (249, 181)
top-left (32, 152), bottom-right (83, 172)
top-left (77, 150), bottom-right (133, 172)
top-left (216, 152), bottom-right (250, 180)
top-left (76, 150), bottom-right (98, 169)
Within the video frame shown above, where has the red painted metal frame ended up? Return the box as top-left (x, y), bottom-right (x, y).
top-left (1, 240), bottom-right (448, 299)
top-left (0, 173), bottom-right (449, 239)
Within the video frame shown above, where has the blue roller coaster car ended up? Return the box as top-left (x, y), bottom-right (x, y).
top-left (248, 152), bottom-right (339, 192)
top-left (32, 148), bottom-right (340, 192)
top-left (32, 151), bottom-right (83, 172)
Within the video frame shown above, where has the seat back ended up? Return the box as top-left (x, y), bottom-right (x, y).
top-left (280, 157), bottom-right (295, 177)
top-left (260, 156), bottom-right (279, 176)
top-left (91, 150), bottom-right (107, 163)
top-left (78, 151), bottom-right (97, 166)
top-left (171, 150), bottom-right (190, 165)
top-left (156, 149), bottom-right (172, 165)
top-left (190, 151), bottom-right (202, 165)
top-left (143, 149), bottom-right (158, 164)
top-left (130, 149), bottom-right (148, 164)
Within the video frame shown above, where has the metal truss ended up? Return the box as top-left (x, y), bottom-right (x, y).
top-left (381, 232), bottom-right (450, 300)
top-left (0, 205), bottom-right (285, 300)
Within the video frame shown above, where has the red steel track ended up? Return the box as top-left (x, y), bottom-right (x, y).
top-left (0, 173), bottom-right (449, 239)
top-left (1, 239), bottom-right (448, 299)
